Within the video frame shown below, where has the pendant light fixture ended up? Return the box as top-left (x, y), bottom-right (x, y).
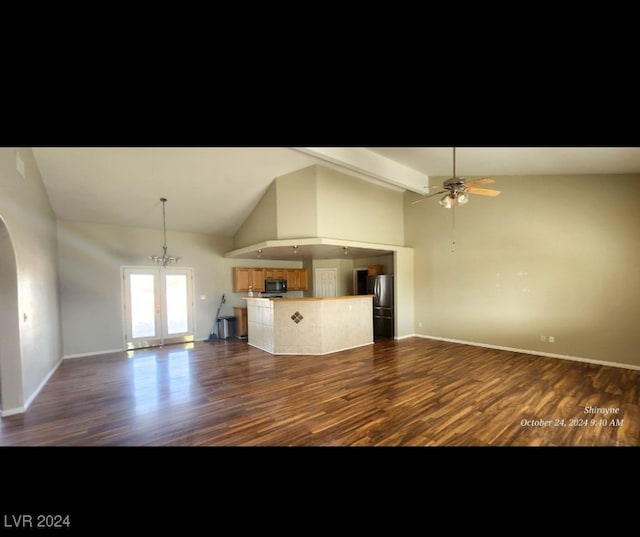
top-left (149, 197), bottom-right (181, 267)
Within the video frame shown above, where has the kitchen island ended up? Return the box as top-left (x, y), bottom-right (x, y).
top-left (243, 295), bottom-right (373, 355)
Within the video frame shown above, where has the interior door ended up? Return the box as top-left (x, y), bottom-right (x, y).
top-left (315, 268), bottom-right (337, 297)
top-left (123, 267), bottom-right (194, 350)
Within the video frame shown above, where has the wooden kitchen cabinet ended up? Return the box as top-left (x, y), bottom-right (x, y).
top-left (234, 307), bottom-right (248, 338)
top-left (297, 269), bottom-right (308, 291)
top-left (233, 267), bottom-right (265, 292)
top-left (368, 264), bottom-right (384, 276)
top-left (234, 266), bottom-right (307, 292)
top-left (264, 268), bottom-right (286, 279)
top-left (285, 269), bottom-right (309, 291)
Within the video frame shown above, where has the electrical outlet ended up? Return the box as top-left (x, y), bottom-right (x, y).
top-left (200, 295), bottom-right (206, 300)
top-left (540, 335), bottom-right (546, 342)
top-left (418, 321), bottom-right (422, 327)
top-left (548, 336), bottom-right (555, 343)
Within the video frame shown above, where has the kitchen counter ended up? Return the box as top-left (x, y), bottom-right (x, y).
top-left (243, 295), bottom-right (373, 355)
top-left (243, 295), bottom-right (374, 301)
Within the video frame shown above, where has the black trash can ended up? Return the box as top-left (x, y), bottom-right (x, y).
top-left (217, 316), bottom-right (236, 339)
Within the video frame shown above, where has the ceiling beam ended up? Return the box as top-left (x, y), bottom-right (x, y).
top-left (291, 147), bottom-right (429, 194)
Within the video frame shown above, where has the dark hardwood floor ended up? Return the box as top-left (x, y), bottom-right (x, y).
top-left (1, 337), bottom-right (639, 446)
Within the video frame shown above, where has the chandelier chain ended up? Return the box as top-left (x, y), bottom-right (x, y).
top-left (150, 197), bottom-right (181, 267)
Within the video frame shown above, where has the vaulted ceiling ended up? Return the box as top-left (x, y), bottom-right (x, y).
top-left (32, 147), bottom-right (640, 238)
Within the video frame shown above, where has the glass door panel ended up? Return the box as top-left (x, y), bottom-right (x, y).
top-left (130, 274), bottom-right (157, 338)
top-left (162, 269), bottom-right (194, 345)
top-left (124, 267), bottom-right (194, 350)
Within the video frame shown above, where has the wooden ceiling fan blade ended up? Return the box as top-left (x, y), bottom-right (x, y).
top-left (411, 190), bottom-right (447, 204)
top-left (464, 177), bottom-right (495, 186)
top-left (467, 187), bottom-right (501, 197)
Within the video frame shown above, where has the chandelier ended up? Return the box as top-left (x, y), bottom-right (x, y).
top-left (149, 197), bottom-right (181, 267)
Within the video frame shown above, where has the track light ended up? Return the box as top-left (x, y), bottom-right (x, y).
top-left (343, 246), bottom-right (349, 256)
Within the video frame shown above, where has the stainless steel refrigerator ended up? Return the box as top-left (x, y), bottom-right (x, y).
top-left (367, 274), bottom-right (394, 339)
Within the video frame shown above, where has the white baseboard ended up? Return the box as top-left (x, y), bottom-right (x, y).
top-left (23, 357), bottom-right (64, 410)
top-left (318, 341), bottom-right (374, 355)
top-left (1, 406), bottom-right (25, 417)
top-left (2, 356), bottom-right (64, 417)
top-left (63, 348), bottom-right (124, 360)
top-left (415, 334), bottom-right (640, 371)
top-left (395, 333), bottom-right (417, 340)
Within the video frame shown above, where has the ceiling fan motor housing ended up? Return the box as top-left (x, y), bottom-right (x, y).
top-left (443, 177), bottom-right (467, 195)
top-left (444, 177), bottom-right (465, 187)
top-left (411, 148), bottom-right (500, 207)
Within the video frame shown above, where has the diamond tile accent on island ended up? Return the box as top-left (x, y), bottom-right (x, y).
top-left (244, 295), bottom-right (373, 355)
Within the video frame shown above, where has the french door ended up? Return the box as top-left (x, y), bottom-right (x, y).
top-left (123, 267), bottom-right (194, 350)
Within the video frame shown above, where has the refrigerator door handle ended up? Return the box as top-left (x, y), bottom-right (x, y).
top-left (374, 278), bottom-right (380, 306)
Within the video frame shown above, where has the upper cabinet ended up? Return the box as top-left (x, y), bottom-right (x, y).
top-left (264, 268), bottom-right (286, 279)
top-left (285, 268), bottom-right (308, 291)
top-left (233, 267), bottom-right (308, 292)
top-left (233, 267), bottom-right (265, 292)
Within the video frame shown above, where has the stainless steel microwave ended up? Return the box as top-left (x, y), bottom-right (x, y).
top-left (264, 279), bottom-right (287, 293)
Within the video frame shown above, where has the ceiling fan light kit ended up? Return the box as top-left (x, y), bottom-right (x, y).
top-left (439, 194), bottom-right (455, 208)
top-left (412, 147), bottom-right (501, 208)
top-left (411, 147), bottom-right (502, 252)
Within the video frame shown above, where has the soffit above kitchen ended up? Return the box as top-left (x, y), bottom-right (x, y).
top-left (227, 164), bottom-right (405, 262)
top-left (224, 237), bottom-right (395, 261)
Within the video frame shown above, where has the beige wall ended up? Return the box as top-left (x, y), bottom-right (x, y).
top-left (393, 247), bottom-right (414, 339)
top-left (275, 166), bottom-right (318, 239)
top-left (234, 164), bottom-right (406, 248)
top-left (0, 148), bottom-right (62, 413)
top-left (58, 221), bottom-right (234, 356)
top-left (315, 166), bottom-right (405, 244)
top-left (233, 181), bottom-right (278, 249)
top-left (58, 220), bottom-right (305, 357)
top-left (0, 220), bottom-right (20, 409)
top-left (405, 174), bottom-right (640, 366)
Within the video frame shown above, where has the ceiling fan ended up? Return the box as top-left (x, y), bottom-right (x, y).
top-left (412, 147), bottom-right (501, 208)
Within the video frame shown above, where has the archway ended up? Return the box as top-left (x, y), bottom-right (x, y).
top-left (0, 216), bottom-right (23, 415)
